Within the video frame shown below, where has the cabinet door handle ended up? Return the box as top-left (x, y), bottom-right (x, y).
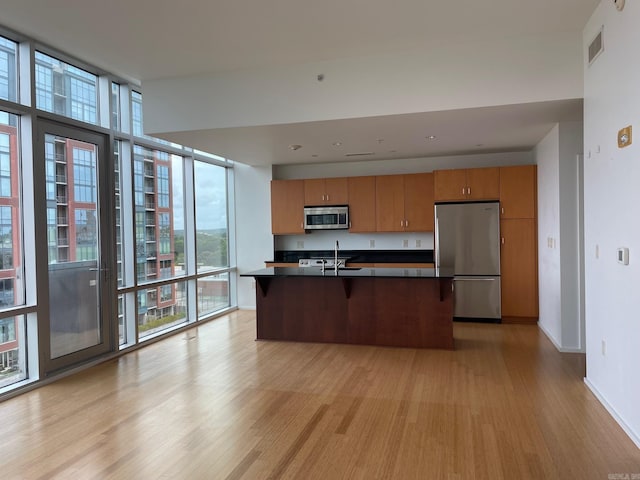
top-left (501, 237), bottom-right (505, 245)
top-left (467, 187), bottom-right (471, 195)
top-left (462, 187), bottom-right (465, 195)
top-left (401, 220), bottom-right (404, 227)
top-left (406, 220), bottom-right (409, 227)
top-left (326, 194), bottom-right (329, 201)
top-left (501, 207), bottom-right (505, 215)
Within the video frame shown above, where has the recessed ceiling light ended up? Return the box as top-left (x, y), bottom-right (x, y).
top-left (389, 150), bottom-right (397, 153)
top-left (475, 143), bottom-right (484, 147)
top-left (377, 139), bottom-right (384, 143)
top-left (426, 135), bottom-right (437, 140)
top-left (288, 144), bottom-right (302, 151)
top-left (332, 142), bottom-right (342, 146)
top-left (311, 154), bottom-right (318, 157)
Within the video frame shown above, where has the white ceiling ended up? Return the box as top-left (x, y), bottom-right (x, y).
top-left (0, 0), bottom-right (598, 165)
top-left (160, 100), bottom-right (584, 165)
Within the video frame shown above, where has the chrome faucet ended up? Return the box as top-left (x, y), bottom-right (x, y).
top-left (334, 240), bottom-right (341, 273)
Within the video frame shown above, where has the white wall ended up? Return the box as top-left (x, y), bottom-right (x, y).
top-left (275, 231), bottom-right (434, 252)
top-left (144, 32), bottom-right (582, 133)
top-left (233, 163), bottom-right (273, 309)
top-left (558, 121), bottom-right (583, 350)
top-left (583, 0), bottom-right (640, 448)
top-left (535, 125), bottom-right (562, 345)
top-left (535, 122), bottom-right (584, 352)
top-left (274, 151), bottom-right (533, 180)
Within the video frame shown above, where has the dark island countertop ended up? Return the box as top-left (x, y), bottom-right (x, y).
top-left (242, 266), bottom-right (454, 279)
top-left (271, 249), bottom-right (434, 264)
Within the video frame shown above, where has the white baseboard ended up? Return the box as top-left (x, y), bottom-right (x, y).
top-left (538, 322), bottom-right (585, 353)
top-left (238, 305), bottom-right (256, 311)
top-left (584, 378), bottom-right (640, 450)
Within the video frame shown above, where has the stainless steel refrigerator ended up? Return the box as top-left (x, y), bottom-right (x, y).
top-left (435, 201), bottom-right (501, 321)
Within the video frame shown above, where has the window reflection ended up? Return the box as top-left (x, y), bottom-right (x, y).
top-left (35, 52), bottom-right (98, 125)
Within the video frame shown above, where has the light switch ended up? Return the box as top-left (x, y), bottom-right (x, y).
top-left (617, 247), bottom-right (629, 265)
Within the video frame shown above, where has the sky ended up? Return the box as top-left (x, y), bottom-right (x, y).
top-left (171, 156), bottom-right (228, 232)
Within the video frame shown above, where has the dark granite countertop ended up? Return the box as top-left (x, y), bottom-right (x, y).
top-left (242, 266), bottom-right (453, 279)
top-left (271, 249), bottom-right (434, 264)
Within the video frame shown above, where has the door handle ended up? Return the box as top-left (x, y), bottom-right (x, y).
top-left (454, 278), bottom-right (496, 281)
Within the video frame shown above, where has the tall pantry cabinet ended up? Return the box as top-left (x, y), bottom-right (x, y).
top-left (499, 165), bottom-right (538, 321)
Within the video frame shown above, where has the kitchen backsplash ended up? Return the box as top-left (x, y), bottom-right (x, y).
top-left (275, 230), bottom-right (435, 251)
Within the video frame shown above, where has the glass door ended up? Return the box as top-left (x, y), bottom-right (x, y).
top-left (36, 121), bottom-right (113, 373)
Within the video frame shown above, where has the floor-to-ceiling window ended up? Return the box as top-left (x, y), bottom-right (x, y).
top-left (0, 110), bottom-right (26, 388)
top-left (0, 27), bottom-right (236, 394)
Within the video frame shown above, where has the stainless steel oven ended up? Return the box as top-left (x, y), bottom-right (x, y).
top-left (303, 205), bottom-right (349, 230)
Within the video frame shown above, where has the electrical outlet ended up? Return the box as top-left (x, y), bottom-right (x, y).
top-left (369, 239), bottom-right (375, 248)
top-left (416, 239), bottom-right (422, 248)
top-left (403, 239), bottom-right (409, 248)
top-left (601, 340), bottom-right (606, 356)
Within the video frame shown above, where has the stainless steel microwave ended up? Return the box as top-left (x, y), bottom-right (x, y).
top-left (303, 205), bottom-right (349, 230)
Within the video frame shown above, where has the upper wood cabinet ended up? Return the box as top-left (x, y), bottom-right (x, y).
top-left (434, 167), bottom-right (500, 201)
top-left (375, 173), bottom-right (434, 232)
top-left (304, 177), bottom-right (348, 205)
top-left (499, 165), bottom-right (536, 219)
top-left (348, 176), bottom-right (377, 232)
top-left (404, 173), bottom-right (434, 232)
top-left (271, 180), bottom-right (305, 235)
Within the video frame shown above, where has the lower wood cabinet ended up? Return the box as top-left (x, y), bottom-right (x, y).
top-left (500, 219), bottom-right (538, 320)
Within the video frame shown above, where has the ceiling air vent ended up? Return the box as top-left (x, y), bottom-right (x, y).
top-left (588, 28), bottom-right (604, 66)
top-left (345, 152), bottom-right (375, 157)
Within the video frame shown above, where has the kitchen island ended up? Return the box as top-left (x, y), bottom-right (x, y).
top-left (242, 267), bottom-right (454, 349)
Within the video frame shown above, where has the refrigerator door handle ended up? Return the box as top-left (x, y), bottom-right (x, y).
top-left (454, 278), bottom-right (497, 281)
top-left (434, 215), bottom-right (440, 271)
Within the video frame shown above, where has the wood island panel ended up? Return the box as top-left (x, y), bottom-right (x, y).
top-left (254, 275), bottom-right (453, 349)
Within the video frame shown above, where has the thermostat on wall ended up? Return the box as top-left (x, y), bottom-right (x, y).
top-left (617, 247), bottom-right (629, 265)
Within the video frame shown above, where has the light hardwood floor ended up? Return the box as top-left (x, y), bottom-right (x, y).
top-left (1, 310), bottom-right (639, 479)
